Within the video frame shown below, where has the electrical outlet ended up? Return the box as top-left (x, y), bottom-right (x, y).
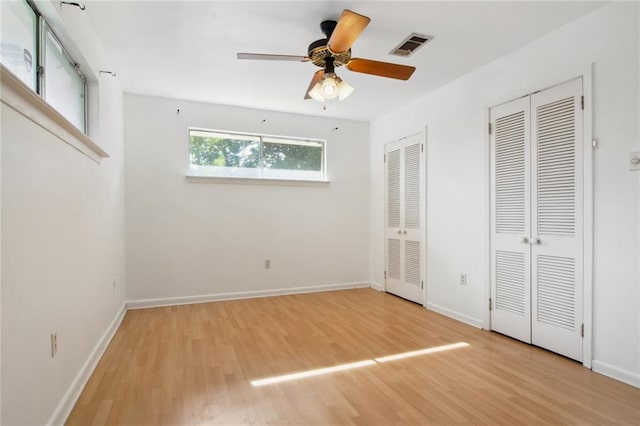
top-left (51, 332), bottom-right (57, 358)
top-left (459, 273), bottom-right (467, 286)
top-left (265, 259), bottom-right (271, 269)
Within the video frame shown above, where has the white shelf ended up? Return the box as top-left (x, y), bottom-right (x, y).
top-left (0, 64), bottom-right (109, 162)
top-left (186, 175), bottom-right (330, 187)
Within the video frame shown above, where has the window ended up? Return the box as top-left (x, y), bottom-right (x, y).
top-left (42, 23), bottom-right (87, 131)
top-left (0, 0), bottom-right (37, 90)
top-left (189, 129), bottom-right (326, 181)
top-left (0, 0), bottom-right (87, 133)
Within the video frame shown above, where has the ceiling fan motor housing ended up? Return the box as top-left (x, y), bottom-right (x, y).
top-left (308, 20), bottom-right (351, 68)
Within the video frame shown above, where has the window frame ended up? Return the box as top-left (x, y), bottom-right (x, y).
top-left (187, 127), bottom-right (328, 183)
top-left (0, 0), bottom-right (38, 90)
top-left (1, 0), bottom-right (88, 134)
top-left (39, 16), bottom-right (88, 133)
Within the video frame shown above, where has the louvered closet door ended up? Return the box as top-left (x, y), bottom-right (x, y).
top-left (386, 142), bottom-right (403, 299)
top-left (385, 133), bottom-right (425, 305)
top-left (530, 79), bottom-right (583, 361)
top-left (490, 97), bottom-right (532, 343)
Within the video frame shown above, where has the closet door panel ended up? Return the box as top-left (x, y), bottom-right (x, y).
top-left (490, 97), bottom-right (532, 343)
top-left (401, 139), bottom-right (424, 303)
top-left (531, 78), bottom-right (583, 361)
top-left (385, 144), bottom-right (403, 295)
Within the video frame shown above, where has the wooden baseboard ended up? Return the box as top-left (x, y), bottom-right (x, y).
top-left (47, 302), bottom-right (127, 426)
top-left (592, 360), bottom-right (640, 388)
top-left (426, 302), bottom-right (484, 329)
top-left (369, 281), bottom-right (384, 292)
top-left (127, 282), bottom-right (375, 309)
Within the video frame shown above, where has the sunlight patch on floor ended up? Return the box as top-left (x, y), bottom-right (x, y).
top-left (251, 360), bottom-right (376, 387)
top-left (251, 342), bottom-right (469, 387)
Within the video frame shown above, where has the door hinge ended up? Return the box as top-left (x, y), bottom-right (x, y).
top-left (488, 122), bottom-right (492, 135)
top-left (384, 154), bottom-right (386, 162)
top-left (580, 323), bottom-right (584, 338)
top-left (421, 144), bottom-right (424, 153)
top-left (421, 280), bottom-right (424, 289)
top-left (581, 96), bottom-right (584, 110)
top-left (592, 138), bottom-right (599, 150)
top-left (384, 270), bottom-right (387, 280)
top-left (489, 298), bottom-right (492, 311)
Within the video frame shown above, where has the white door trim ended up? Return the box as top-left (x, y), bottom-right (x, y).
top-left (422, 127), bottom-right (428, 307)
top-left (581, 64), bottom-right (594, 369)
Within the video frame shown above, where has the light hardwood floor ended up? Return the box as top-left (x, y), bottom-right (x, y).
top-left (67, 289), bottom-right (640, 425)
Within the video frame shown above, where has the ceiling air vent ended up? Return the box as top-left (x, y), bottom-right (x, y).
top-left (389, 33), bottom-right (432, 57)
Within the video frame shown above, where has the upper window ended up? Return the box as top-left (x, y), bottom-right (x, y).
top-left (189, 129), bottom-right (326, 181)
top-left (42, 24), bottom-right (87, 131)
top-left (0, 0), bottom-right (87, 133)
top-left (0, 0), bottom-right (37, 90)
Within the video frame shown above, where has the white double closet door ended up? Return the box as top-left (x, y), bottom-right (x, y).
top-left (385, 133), bottom-right (425, 305)
top-left (490, 78), bottom-right (584, 362)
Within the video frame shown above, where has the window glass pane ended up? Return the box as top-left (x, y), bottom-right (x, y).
top-left (44, 27), bottom-right (85, 131)
top-left (262, 137), bottom-right (323, 180)
top-left (188, 130), bottom-right (325, 181)
top-left (0, 0), bottom-right (37, 90)
top-left (189, 130), bottom-right (260, 178)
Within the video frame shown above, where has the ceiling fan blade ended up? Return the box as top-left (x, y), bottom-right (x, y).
top-left (328, 10), bottom-right (371, 54)
top-left (237, 53), bottom-right (309, 62)
top-left (347, 58), bottom-right (416, 80)
top-left (304, 70), bottom-right (324, 99)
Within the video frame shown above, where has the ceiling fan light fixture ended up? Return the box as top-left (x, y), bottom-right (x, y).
top-left (308, 73), bottom-right (354, 102)
top-left (308, 81), bottom-right (325, 102)
top-left (320, 73), bottom-right (339, 100)
top-left (336, 77), bottom-right (354, 100)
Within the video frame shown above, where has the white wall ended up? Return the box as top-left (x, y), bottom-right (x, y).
top-left (124, 95), bottom-right (370, 301)
top-left (637, 2), bottom-right (640, 384)
top-left (0, 2), bottom-right (126, 424)
top-left (0, 62), bottom-right (3, 426)
top-left (370, 2), bottom-right (639, 385)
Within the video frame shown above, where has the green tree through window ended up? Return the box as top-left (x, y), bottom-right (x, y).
top-left (189, 129), bottom-right (324, 180)
top-left (190, 135), bottom-right (259, 168)
top-left (263, 139), bottom-right (322, 171)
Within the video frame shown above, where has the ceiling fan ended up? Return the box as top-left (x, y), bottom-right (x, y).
top-left (237, 9), bottom-right (416, 102)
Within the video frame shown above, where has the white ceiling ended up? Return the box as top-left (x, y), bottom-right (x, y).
top-left (84, 1), bottom-right (604, 121)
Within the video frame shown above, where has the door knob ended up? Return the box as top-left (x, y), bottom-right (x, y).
top-left (403, 230), bottom-right (407, 234)
top-left (397, 230), bottom-right (402, 234)
top-left (520, 236), bottom-right (529, 244)
top-left (531, 237), bottom-right (541, 245)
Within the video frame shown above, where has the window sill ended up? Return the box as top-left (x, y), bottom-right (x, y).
top-left (0, 64), bottom-right (109, 163)
top-left (186, 175), bottom-right (331, 187)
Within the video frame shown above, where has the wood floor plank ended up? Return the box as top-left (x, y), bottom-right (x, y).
top-left (66, 289), bottom-right (640, 425)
